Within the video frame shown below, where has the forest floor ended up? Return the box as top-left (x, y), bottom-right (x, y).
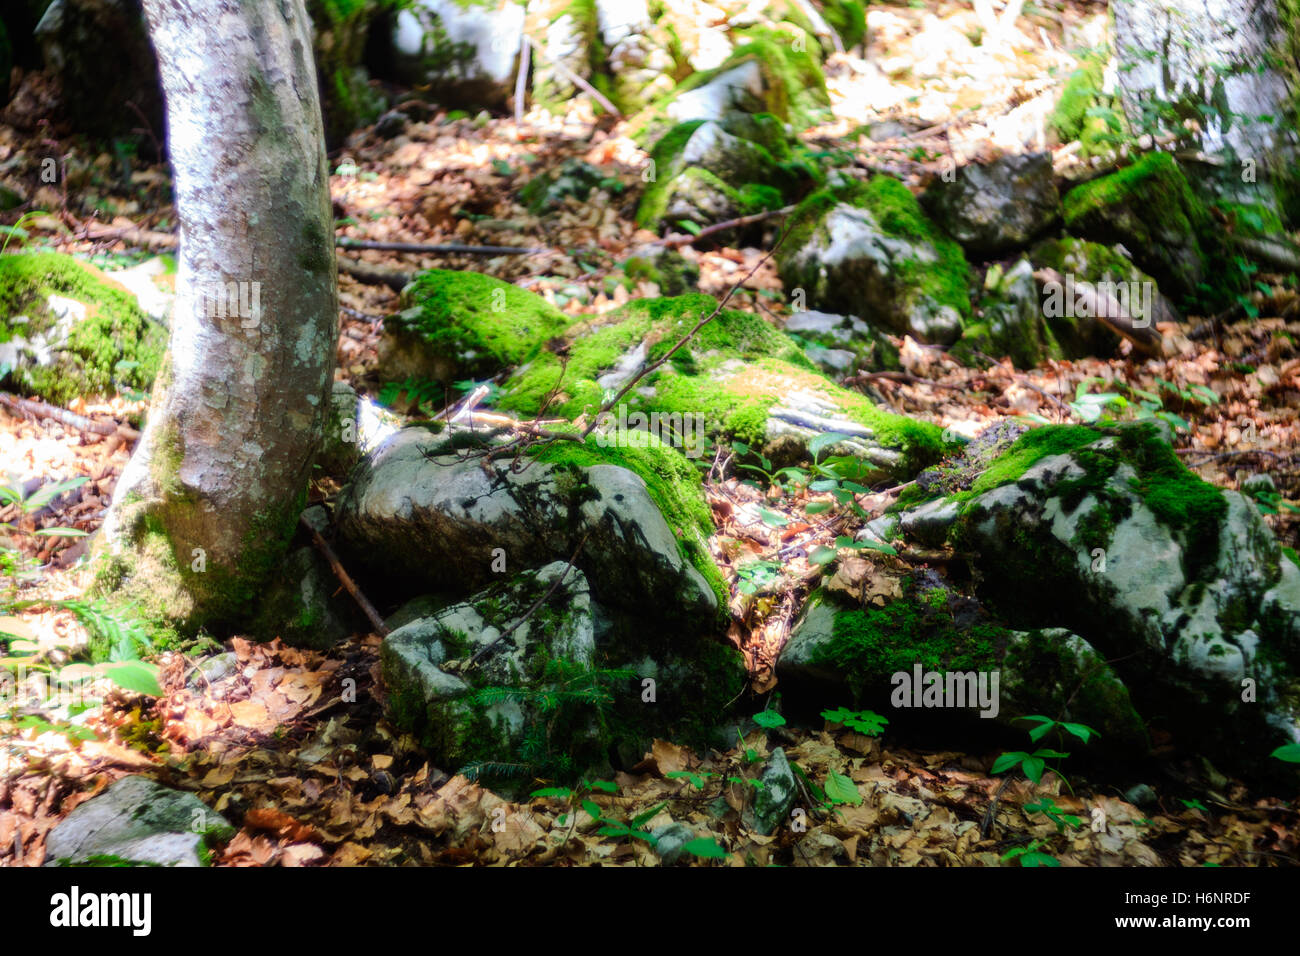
top-left (2, 0), bottom-right (1299, 865)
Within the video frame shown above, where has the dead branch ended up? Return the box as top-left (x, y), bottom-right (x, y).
top-left (299, 514), bottom-right (389, 637)
top-left (0, 392), bottom-right (140, 441)
top-left (1032, 267), bottom-right (1166, 357)
top-left (653, 205), bottom-right (797, 248)
top-left (337, 255), bottom-right (414, 292)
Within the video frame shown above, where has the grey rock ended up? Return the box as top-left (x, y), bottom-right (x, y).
top-left (651, 822), bottom-right (696, 865)
top-left (187, 652), bottom-right (237, 690)
top-left (44, 776), bottom-right (233, 867)
top-left (374, 109), bottom-right (409, 139)
top-left (747, 747), bottom-right (797, 835)
top-left (337, 427), bottom-right (717, 621)
top-left (1124, 783), bottom-right (1158, 808)
top-left (921, 152), bottom-right (1059, 256)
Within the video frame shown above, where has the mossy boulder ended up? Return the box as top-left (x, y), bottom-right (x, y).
top-left (636, 114), bottom-right (817, 232)
top-left (952, 258), bottom-right (1060, 369)
top-left (497, 293), bottom-right (947, 480)
top-left (43, 775), bottom-right (233, 867)
top-left (1048, 51), bottom-right (1112, 157)
top-left (1061, 152), bottom-right (1220, 304)
top-left (778, 581), bottom-right (1147, 755)
top-left (629, 23), bottom-right (829, 145)
top-left (890, 422), bottom-right (1300, 781)
top-left (519, 158), bottom-right (613, 214)
top-left (378, 269), bottom-right (572, 384)
top-left (336, 424), bottom-right (725, 625)
top-left (0, 252), bottom-right (165, 405)
top-left (777, 177), bottom-right (971, 345)
top-left (381, 559), bottom-right (747, 781)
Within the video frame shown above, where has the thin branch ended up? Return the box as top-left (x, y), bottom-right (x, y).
top-left (0, 392), bottom-right (139, 440)
top-left (462, 530), bottom-right (591, 671)
top-left (652, 205), bottom-right (796, 248)
top-left (524, 35), bottom-right (620, 117)
top-left (299, 514), bottom-right (389, 636)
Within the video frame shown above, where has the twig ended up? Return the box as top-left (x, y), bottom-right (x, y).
top-left (462, 530), bottom-right (591, 671)
top-left (1032, 267), bottom-right (1165, 356)
top-left (514, 32), bottom-right (530, 126)
top-left (980, 776), bottom-right (1010, 840)
top-left (581, 235), bottom-right (789, 439)
top-left (524, 35), bottom-right (620, 117)
top-left (653, 205), bottom-right (797, 248)
top-left (298, 514), bottom-right (389, 636)
top-left (844, 370), bottom-right (964, 391)
top-left (0, 392), bottom-right (139, 440)
top-left (336, 238), bottom-right (550, 256)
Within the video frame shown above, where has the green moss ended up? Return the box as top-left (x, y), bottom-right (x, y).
top-left (819, 0), bottom-right (866, 49)
top-left (530, 433), bottom-right (729, 619)
top-left (781, 177), bottom-right (971, 320)
top-left (1063, 153), bottom-right (1203, 234)
top-left (0, 252), bottom-right (165, 405)
top-left (1213, 201), bottom-right (1285, 237)
top-left (809, 587), bottom-right (1006, 701)
top-left (965, 425), bottom-right (1101, 499)
top-left (388, 269), bottom-right (572, 382)
top-left (1049, 52), bottom-right (1106, 143)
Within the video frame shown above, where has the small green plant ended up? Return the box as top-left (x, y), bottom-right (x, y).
top-left (821, 706), bottom-right (889, 736)
top-left (0, 210), bottom-right (49, 255)
top-left (1002, 839), bottom-right (1060, 867)
top-left (1271, 743), bottom-right (1300, 763)
top-left (992, 715), bottom-right (1097, 787)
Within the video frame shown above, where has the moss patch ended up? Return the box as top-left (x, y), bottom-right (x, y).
top-left (384, 269), bottom-right (572, 382)
top-left (0, 252), bottom-right (165, 405)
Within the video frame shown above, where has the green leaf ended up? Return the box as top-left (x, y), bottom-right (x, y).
top-left (1270, 743), bottom-right (1300, 763)
top-left (824, 771), bottom-right (862, 806)
top-left (757, 507), bottom-right (789, 527)
top-left (33, 527), bottom-right (87, 537)
top-left (530, 787), bottom-right (573, 800)
top-left (1060, 722), bottom-right (1098, 744)
top-left (586, 779), bottom-right (618, 793)
top-left (808, 545), bottom-right (839, 566)
top-left (677, 220), bottom-right (703, 236)
top-left (752, 710), bottom-right (786, 729)
top-left (991, 752), bottom-right (1024, 775)
top-left (581, 799), bottom-right (603, 820)
top-left (683, 837), bottom-right (728, 858)
top-left (24, 477), bottom-right (88, 512)
top-left (808, 432), bottom-right (854, 459)
top-left (1022, 756), bottom-right (1045, 783)
top-left (804, 502), bottom-right (832, 516)
top-left (101, 661), bottom-right (161, 696)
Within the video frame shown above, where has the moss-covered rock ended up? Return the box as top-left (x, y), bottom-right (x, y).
top-left (0, 252), bottom-right (165, 405)
top-left (381, 559), bottom-right (746, 782)
top-left (920, 151), bottom-right (1059, 256)
top-left (887, 421), bottom-right (1300, 781)
top-left (1061, 152), bottom-right (1226, 305)
top-left (777, 177), bottom-right (971, 344)
top-left (497, 293), bottom-right (947, 479)
top-left (1048, 50), bottom-right (1111, 156)
top-left (777, 577), bottom-right (1147, 755)
top-left (377, 268), bottom-right (572, 384)
top-left (952, 258), bottom-right (1061, 370)
top-left (336, 424), bottom-right (725, 624)
top-left (636, 114), bottom-right (818, 232)
top-left (628, 23), bottom-right (829, 145)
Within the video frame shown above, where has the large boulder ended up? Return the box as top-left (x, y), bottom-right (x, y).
top-left (44, 776), bottom-right (233, 867)
top-left (1061, 152), bottom-right (1217, 303)
top-left (497, 293), bottom-right (948, 479)
top-left (777, 178), bottom-right (972, 345)
top-left (381, 560), bottom-right (747, 779)
top-left (783, 310), bottom-right (900, 375)
top-left (920, 151), bottom-right (1059, 256)
top-left (336, 425), bottom-right (725, 623)
top-left (0, 252), bottom-right (165, 405)
top-left (391, 0), bottom-right (525, 109)
top-left (879, 422), bottom-right (1300, 780)
top-left (778, 574), bottom-right (1148, 755)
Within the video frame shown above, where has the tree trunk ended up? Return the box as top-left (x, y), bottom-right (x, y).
top-left (96, 0), bottom-right (338, 631)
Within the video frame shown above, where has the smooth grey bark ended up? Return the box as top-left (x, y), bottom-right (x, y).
top-left (98, 0), bottom-right (338, 629)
